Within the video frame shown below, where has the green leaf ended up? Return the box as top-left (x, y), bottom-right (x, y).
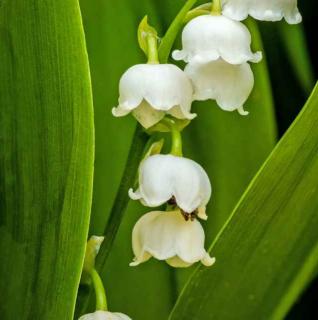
top-left (169, 83), bottom-right (318, 320)
top-left (0, 1), bottom-right (94, 319)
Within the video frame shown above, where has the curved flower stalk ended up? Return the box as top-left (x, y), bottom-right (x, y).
top-left (79, 237), bottom-right (132, 320)
top-left (172, 15), bottom-right (262, 65)
top-left (130, 210), bottom-right (215, 268)
top-left (79, 311), bottom-right (131, 320)
top-left (112, 64), bottom-right (195, 129)
top-left (185, 59), bottom-right (254, 115)
top-left (129, 154), bottom-right (211, 220)
top-left (222, 0), bottom-right (302, 24)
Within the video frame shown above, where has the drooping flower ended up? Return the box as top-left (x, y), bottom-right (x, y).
top-left (130, 210), bottom-right (215, 268)
top-left (222, 0), bottom-right (302, 24)
top-left (129, 154), bottom-right (211, 220)
top-left (112, 64), bottom-right (195, 129)
top-left (172, 15), bottom-right (262, 65)
top-left (185, 59), bottom-right (254, 115)
top-left (79, 310), bottom-right (131, 320)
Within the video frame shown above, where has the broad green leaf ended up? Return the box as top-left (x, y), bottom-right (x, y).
top-left (78, 1), bottom-right (175, 319)
top-left (0, 1), bottom-right (94, 319)
top-left (169, 83), bottom-right (318, 320)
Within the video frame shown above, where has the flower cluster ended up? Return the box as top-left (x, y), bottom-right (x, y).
top-left (173, 14), bottom-right (261, 115)
top-left (111, 0), bottom-right (301, 271)
top-left (80, 0), bottom-right (302, 320)
top-left (80, 1), bottom-right (302, 318)
top-left (113, 1), bottom-right (301, 125)
top-left (129, 155), bottom-right (214, 267)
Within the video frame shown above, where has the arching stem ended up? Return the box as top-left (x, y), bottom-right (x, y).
top-left (90, 268), bottom-right (108, 311)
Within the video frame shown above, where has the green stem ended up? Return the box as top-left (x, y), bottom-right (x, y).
top-left (96, 125), bottom-right (148, 270)
top-left (75, 125), bottom-right (148, 317)
top-left (184, 3), bottom-right (212, 23)
top-left (158, 0), bottom-right (198, 63)
top-left (147, 34), bottom-right (159, 64)
top-left (90, 269), bottom-right (107, 311)
top-left (211, 0), bottom-right (222, 15)
top-left (171, 126), bottom-right (183, 157)
top-left (184, 9), bottom-right (210, 23)
top-left (161, 118), bottom-right (183, 157)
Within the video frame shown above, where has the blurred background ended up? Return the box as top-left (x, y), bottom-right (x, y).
top-left (78, 0), bottom-right (317, 319)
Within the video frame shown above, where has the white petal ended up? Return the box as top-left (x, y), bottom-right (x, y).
top-left (172, 15), bottom-right (262, 65)
top-left (129, 155), bottom-right (211, 216)
top-left (111, 313), bottom-right (132, 320)
top-left (201, 254), bottom-right (216, 267)
top-left (222, 0), bottom-right (302, 24)
top-left (132, 101), bottom-right (165, 129)
top-left (185, 59), bottom-right (254, 112)
top-left (197, 206), bottom-right (208, 221)
top-left (129, 211), bottom-right (160, 267)
top-left (166, 256), bottom-right (193, 268)
top-left (112, 64), bottom-right (195, 128)
top-left (79, 310), bottom-right (132, 320)
top-left (130, 211), bottom-right (214, 268)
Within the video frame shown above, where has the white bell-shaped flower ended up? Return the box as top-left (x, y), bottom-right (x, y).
top-left (222, 0), bottom-right (302, 24)
top-left (172, 15), bottom-right (262, 65)
top-left (79, 310), bottom-right (131, 320)
top-left (112, 64), bottom-right (195, 129)
top-left (185, 59), bottom-right (254, 115)
top-left (129, 154), bottom-right (211, 220)
top-left (130, 210), bottom-right (215, 268)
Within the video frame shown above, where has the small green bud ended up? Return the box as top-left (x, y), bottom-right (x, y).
top-left (81, 236), bottom-right (104, 284)
top-left (138, 16), bottom-right (158, 57)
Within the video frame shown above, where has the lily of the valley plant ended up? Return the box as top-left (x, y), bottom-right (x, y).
top-left (79, 0), bottom-right (302, 318)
